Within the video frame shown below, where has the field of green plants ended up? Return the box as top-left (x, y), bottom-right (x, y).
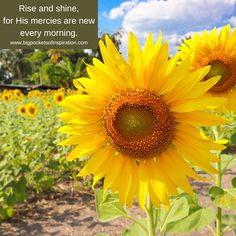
top-left (0, 89), bottom-right (85, 220)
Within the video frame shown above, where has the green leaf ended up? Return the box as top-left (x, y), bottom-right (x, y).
top-left (209, 186), bottom-right (224, 199)
top-left (6, 207), bottom-right (14, 218)
top-left (165, 208), bottom-right (215, 233)
top-left (0, 208), bottom-right (7, 220)
top-left (95, 189), bottom-right (128, 222)
top-left (160, 197), bottom-right (189, 232)
top-left (222, 215), bottom-right (236, 228)
top-left (40, 176), bottom-right (54, 189)
top-left (6, 194), bottom-right (17, 206)
top-left (220, 154), bottom-right (236, 170)
top-left (48, 160), bottom-right (59, 170)
top-left (122, 218), bottom-right (148, 236)
top-left (18, 176), bottom-right (27, 192)
top-left (95, 190), bottom-right (127, 222)
top-left (209, 186), bottom-right (236, 210)
top-left (232, 177), bottom-right (236, 188)
top-left (34, 171), bottom-right (45, 181)
top-left (230, 133), bottom-right (236, 145)
top-left (177, 192), bottom-right (200, 214)
top-left (12, 176), bottom-right (27, 203)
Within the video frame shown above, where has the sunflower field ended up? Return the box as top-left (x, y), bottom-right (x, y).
top-left (0, 26), bottom-right (236, 236)
top-left (0, 88), bottom-right (86, 219)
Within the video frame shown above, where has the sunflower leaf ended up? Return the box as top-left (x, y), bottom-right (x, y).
top-left (160, 197), bottom-right (189, 233)
top-left (222, 215), bottom-right (236, 228)
top-left (232, 177), bottom-right (236, 188)
top-left (165, 208), bottom-right (215, 233)
top-left (95, 189), bottom-right (128, 222)
top-left (122, 218), bottom-right (148, 236)
top-left (209, 186), bottom-right (236, 210)
top-left (230, 133), bottom-right (236, 145)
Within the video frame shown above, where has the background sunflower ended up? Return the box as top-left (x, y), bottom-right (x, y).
top-left (179, 25), bottom-right (236, 111)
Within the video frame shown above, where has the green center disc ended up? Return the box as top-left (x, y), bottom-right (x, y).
top-left (115, 106), bottom-right (155, 141)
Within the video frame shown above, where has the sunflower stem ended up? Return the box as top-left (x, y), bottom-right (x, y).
top-left (146, 196), bottom-right (156, 236)
top-left (216, 160), bottom-right (222, 236)
top-left (212, 126), bottom-right (223, 236)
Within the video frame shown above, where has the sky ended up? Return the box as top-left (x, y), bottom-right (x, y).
top-left (98, 0), bottom-right (236, 55)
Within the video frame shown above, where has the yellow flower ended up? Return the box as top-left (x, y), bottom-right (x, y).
top-left (41, 95), bottom-right (48, 101)
top-left (26, 103), bottom-right (38, 117)
top-left (44, 102), bottom-right (52, 109)
top-left (179, 25), bottom-right (236, 111)
top-left (14, 89), bottom-right (22, 97)
top-left (67, 88), bottom-right (73, 95)
top-left (2, 93), bottom-right (12, 102)
top-left (18, 105), bottom-right (27, 116)
top-left (53, 92), bottom-right (64, 103)
top-left (59, 88), bottom-right (65, 92)
top-left (58, 33), bottom-right (227, 209)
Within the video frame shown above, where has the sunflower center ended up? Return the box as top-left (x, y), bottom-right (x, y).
top-left (205, 61), bottom-right (230, 82)
top-left (200, 51), bottom-right (236, 93)
top-left (115, 106), bottom-right (155, 141)
top-left (29, 107), bottom-right (35, 114)
top-left (103, 90), bottom-right (175, 158)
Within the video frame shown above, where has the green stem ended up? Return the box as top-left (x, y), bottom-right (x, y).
top-left (146, 196), bottom-right (156, 236)
top-left (212, 126), bottom-right (223, 236)
top-left (216, 160), bottom-right (222, 236)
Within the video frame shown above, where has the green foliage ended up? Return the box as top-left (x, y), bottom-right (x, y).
top-left (95, 189), bottom-right (219, 235)
top-left (44, 56), bottom-right (87, 88)
top-left (230, 133), bottom-right (236, 145)
top-left (221, 154), bottom-right (236, 172)
top-left (159, 197), bottom-right (189, 232)
top-left (232, 177), bottom-right (236, 188)
top-left (0, 97), bottom-right (83, 220)
top-left (95, 189), bottom-right (128, 222)
top-left (165, 208), bottom-right (215, 233)
top-left (0, 49), bottom-right (34, 84)
top-left (209, 185), bottom-right (236, 210)
top-left (122, 218), bottom-right (148, 236)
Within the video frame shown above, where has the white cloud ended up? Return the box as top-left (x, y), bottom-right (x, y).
top-left (228, 16), bottom-right (236, 27)
top-left (117, 0), bottom-right (236, 56)
top-left (103, 0), bottom-right (138, 20)
top-left (122, 0), bottom-right (235, 35)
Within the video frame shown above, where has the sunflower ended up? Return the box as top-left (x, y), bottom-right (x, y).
top-left (2, 93), bottom-right (12, 102)
top-left (41, 95), bottom-right (48, 101)
top-left (53, 92), bottom-right (64, 103)
top-left (179, 25), bottom-right (236, 111)
top-left (26, 103), bottom-right (38, 117)
top-left (58, 33), bottom-right (227, 209)
top-left (44, 102), bottom-right (52, 109)
top-left (18, 105), bottom-right (27, 116)
top-left (14, 89), bottom-right (24, 100)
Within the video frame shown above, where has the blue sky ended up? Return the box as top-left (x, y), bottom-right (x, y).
top-left (98, 0), bottom-right (236, 55)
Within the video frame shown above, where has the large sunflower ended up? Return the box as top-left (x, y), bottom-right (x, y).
top-left (59, 33), bottom-right (227, 209)
top-left (179, 25), bottom-right (236, 111)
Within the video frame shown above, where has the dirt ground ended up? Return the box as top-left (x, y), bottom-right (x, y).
top-left (0, 167), bottom-right (235, 236)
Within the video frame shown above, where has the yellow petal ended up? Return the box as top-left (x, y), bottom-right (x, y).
top-left (78, 146), bottom-right (111, 176)
top-left (118, 158), bottom-right (132, 205)
top-left (159, 153), bottom-right (193, 195)
top-left (174, 111), bottom-right (229, 126)
top-left (137, 161), bottom-right (148, 209)
top-left (67, 137), bottom-right (105, 161)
